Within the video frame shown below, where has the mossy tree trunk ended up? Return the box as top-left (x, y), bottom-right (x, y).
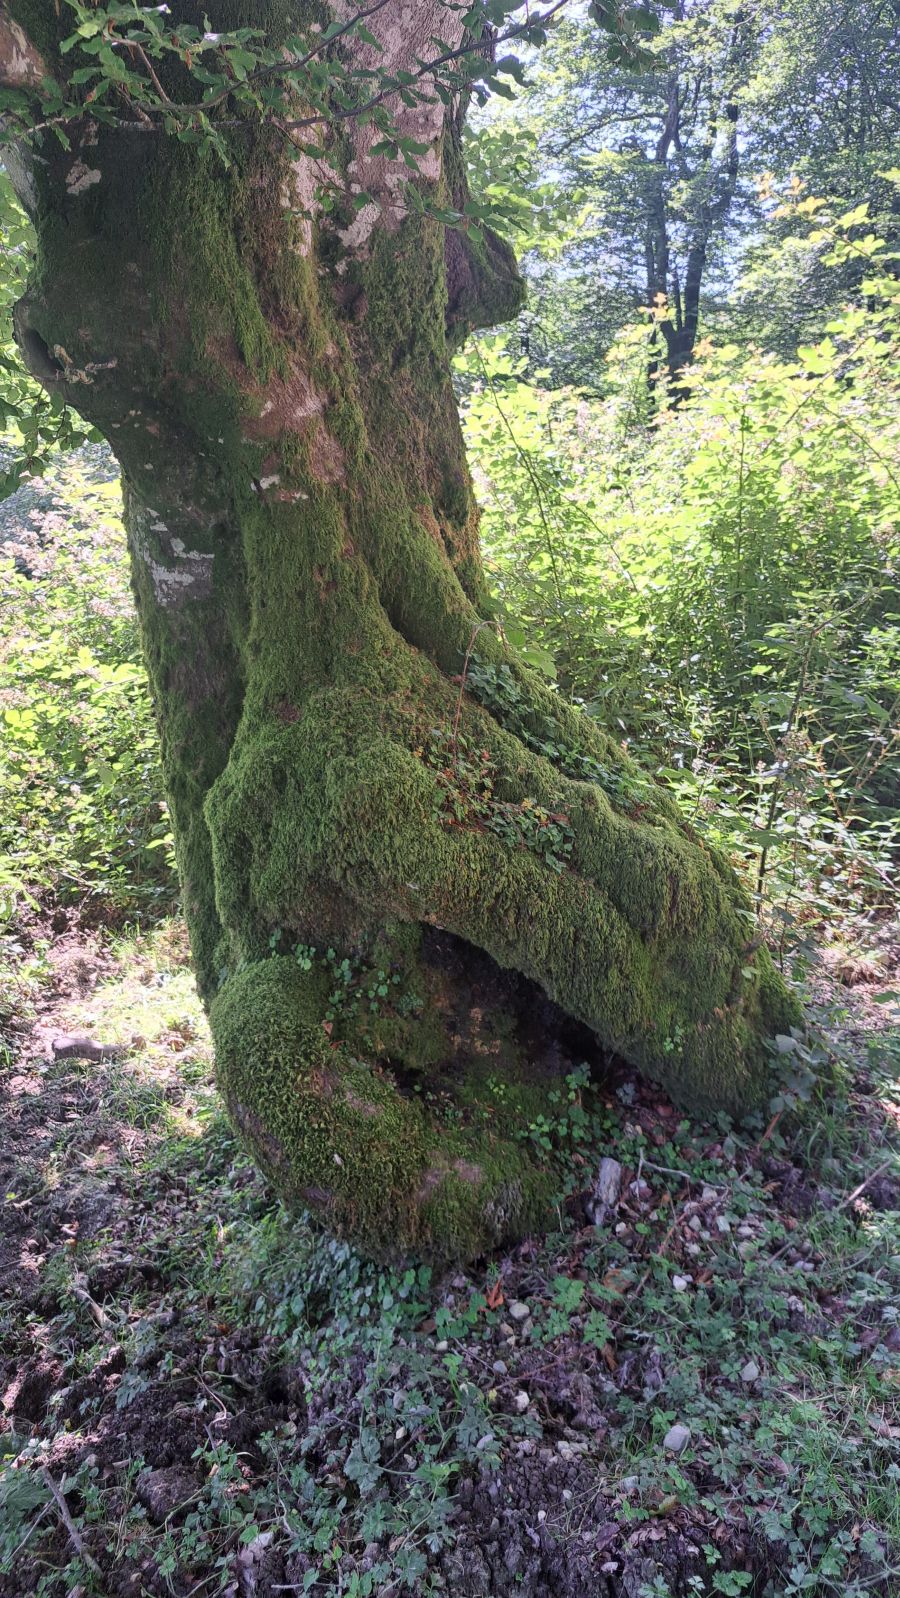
top-left (5, 1), bottom-right (799, 1260)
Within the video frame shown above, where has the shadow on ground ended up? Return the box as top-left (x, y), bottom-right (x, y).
top-left (1, 916), bottom-right (898, 1597)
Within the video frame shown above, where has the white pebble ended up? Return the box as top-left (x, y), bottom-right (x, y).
top-left (663, 1423), bottom-right (691, 1454)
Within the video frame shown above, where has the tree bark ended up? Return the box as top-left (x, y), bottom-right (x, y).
top-left (5, 0), bottom-right (799, 1261)
top-left (642, 9), bottom-right (744, 389)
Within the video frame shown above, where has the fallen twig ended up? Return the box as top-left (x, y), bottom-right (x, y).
top-left (40, 1467), bottom-right (102, 1578)
top-left (837, 1159), bottom-right (893, 1212)
top-left (757, 1109), bottom-right (784, 1150)
top-left (639, 1157), bottom-right (728, 1189)
top-left (633, 1185), bottom-right (690, 1295)
top-left (70, 1274), bottom-right (112, 1331)
top-left (767, 1159), bottom-right (896, 1263)
top-left (5, 1500), bottom-right (52, 1563)
top-left (52, 1034), bottom-right (125, 1063)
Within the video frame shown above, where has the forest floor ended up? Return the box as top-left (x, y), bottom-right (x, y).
top-left (0, 910), bottom-right (898, 1598)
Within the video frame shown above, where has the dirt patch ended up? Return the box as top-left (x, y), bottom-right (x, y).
top-left (444, 1454), bottom-right (752, 1597)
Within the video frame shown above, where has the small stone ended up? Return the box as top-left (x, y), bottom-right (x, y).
top-left (562, 1489), bottom-right (573, 1504)
top-left (509, 1301), bottom-right (531, 1323)
top-left (435, 1339), bottom-right (449, 1352)
top-left (701, 1185), bottom-right (718, 1201)
top-left (514, 1390), bottom-right (530, 1413)
top-left (663, 1423), bottom-right (692, 1454)
top-left (499, 1322), bottom-right (514, 1336)
top-left (716, 1215), bottom-right (731, 1234)
top-left (492, 1360), bottom-right (508, 1375)
top-left (688, 1214), bottom-right (702, 1232)
top-left (685, 1242), bottom-right (701, 1257)
top-left (537, 1509), bottom-right (547, 1523)
top-left (238, 1527), bottom-right (273, 1566)
top-left (740, 1359), bottom-right (760, 1384)
top-left (557, 1440), bottom-right (573, 1460)
top-left (587, 1156), bottom-right (623, 1225)
top-left (620, 1475), bottom-right (639, 1491)
top-left (672, 1274), bottom-right (690, 1292)
top-left (737, 1224), bottom-right (754, 1239)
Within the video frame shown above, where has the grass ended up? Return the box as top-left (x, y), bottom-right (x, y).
top-left (0, 915), bottom-right (897, 1598)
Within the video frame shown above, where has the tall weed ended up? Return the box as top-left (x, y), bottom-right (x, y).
top-left (461, 195), bottom-right (900, 942)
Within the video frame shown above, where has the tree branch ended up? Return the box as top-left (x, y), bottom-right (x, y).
top-left (95, 0), bottom-right (572, 132)
top-left (7, 0), bottom-right (577, 147)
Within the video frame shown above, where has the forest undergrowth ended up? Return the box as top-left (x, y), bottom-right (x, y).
top-left (0, 391), bottom-right (898, 1596)
top-left (0, 897), bottom-right (896, 1598)
top-left (0, 0), bottom-right (898, 1587)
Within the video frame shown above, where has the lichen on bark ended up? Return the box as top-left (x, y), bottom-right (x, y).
top-left (7, 0), bottom-right (801, 1262)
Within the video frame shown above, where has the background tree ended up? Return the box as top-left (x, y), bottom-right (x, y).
top-left (0, 0), bottom-right (797, 1262)
top-left (731, 0), bottom-right (900, 352)
top-left (487, 0), bottom-right (900, 384)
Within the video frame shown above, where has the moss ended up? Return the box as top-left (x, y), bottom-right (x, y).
top-left (211, 959), bottom-right (560, 1261)
top-left (16, 35), bottom-right (803, 1262)
top-left (444, 224), bottom-right (526, 350)
top-left (441, 100), bottom-right (526, 346)
top-left (204, 676), bottom-right (801, 1124)
top-left (181, 0), bottom-right (299, 30)
top-left (106, 541), bottom-right (242, 999)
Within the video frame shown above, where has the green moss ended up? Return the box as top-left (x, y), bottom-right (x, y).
top-left (440, 101), bottom-right (525, 347)
top-left (211, 959), bottom-right (560, 1261)
top-left (444, 223), bottom-right (526, 350)
top-left (181, 0), bottom-right (296, 29)
top-left (120, 482), bottom-right (248, 998)
top-left (204, 676), bottom-right (800, 1124)
top-left (16, 46), bottom-right (802, 1261)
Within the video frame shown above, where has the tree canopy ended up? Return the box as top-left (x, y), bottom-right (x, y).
top-left (470, 0), bottom-right (900, 383)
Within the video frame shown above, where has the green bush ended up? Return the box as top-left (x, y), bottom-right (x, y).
top-left (460, 193), bottom-right (900, 939)
top-left (0, 449), bottom-right (174, 923)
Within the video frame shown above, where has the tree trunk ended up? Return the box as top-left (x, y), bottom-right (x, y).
top-left (5, 1), bottom-right (799, 1261)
